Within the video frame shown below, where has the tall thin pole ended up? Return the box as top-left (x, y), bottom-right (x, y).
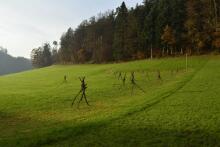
top-left (151, 44), bottom-right (153, 59)
top-left (186, 53), bottom-right (188, 72)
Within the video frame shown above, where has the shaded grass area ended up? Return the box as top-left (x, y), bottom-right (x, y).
top-left (0, 56), bottom-right (216, 146)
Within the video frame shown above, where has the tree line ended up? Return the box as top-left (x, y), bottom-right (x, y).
top-left (0, 46), bottom-right (8, 54)
top-left (31, 0), bottom-right (220, 67)
top-left (31, 41), bottom-right (58, 67)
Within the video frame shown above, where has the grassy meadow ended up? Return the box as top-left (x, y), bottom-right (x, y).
top-left (1, 55), bottom-right (220, 146)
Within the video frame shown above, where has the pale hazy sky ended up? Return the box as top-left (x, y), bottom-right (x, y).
top-left (0, 0), bottom-right (143, 58)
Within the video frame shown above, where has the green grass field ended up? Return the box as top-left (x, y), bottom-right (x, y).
top-left (1, 55), bottom-right (220, 146)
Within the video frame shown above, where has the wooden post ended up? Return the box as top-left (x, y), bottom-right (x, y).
top-left (157, 70), bottom-right (162, 80)
top-left (64, 75), bottom-right (67, 82)
top-left (122, 73), bottom-right (126, 86)
top-left (151, 44), bottom-right (153, 59)
top-left (186, 53), bottom-right (188, 72)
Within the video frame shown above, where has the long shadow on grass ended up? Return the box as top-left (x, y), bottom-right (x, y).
top-left (25, 121), bottom-right (220, 147)
top-left (63, 125), bottom-right (220, 147)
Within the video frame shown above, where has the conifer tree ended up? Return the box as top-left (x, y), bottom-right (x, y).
top-left (113, 2), bottom-right (129, 61)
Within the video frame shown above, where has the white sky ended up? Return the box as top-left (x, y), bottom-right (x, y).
top-left (0, 0), bottom-right (143, 58)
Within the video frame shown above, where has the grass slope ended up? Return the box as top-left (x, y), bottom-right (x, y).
top-left (0, 55), bottom-right (219, 146)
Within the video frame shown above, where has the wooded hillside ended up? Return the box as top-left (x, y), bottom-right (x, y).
top-left (31, 0), bottom-right (219, 66)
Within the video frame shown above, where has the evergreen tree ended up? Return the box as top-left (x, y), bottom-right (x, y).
top-left (143, 0), bottom-right (158, 57)
top-left (170, 0), bottom-right (187, 51)
top-left (113, 2), bottom-right (129, 60)
top-left (155, 0), bottom-right (172, 48)
top-left (60, 28), bottom-right (74, 62)
top-left (42, 43), bottom-right (52, 66)
top-left (127, 8), bottom-right (139, 59)
top-left (133, 4), bottom-right (147, 56)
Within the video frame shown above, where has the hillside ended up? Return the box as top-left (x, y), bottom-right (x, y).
top-left (0, 55), bottom-right (220, 146)
top-left (0, 52), bottom-right (32, 75)
top-left (32, 1), bottom-right (218, 67)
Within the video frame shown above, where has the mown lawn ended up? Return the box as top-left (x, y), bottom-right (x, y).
top-left (1, 55), bottom-right (220, 146)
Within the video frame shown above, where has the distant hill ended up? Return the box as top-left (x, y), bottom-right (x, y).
top-left (0, 51), bottom-right (33, 75)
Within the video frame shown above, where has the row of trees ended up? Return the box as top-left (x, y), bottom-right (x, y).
top-left (31, 0), bottom-right (219, 67)
top-left (31, 42), bottom-right (58, 67)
